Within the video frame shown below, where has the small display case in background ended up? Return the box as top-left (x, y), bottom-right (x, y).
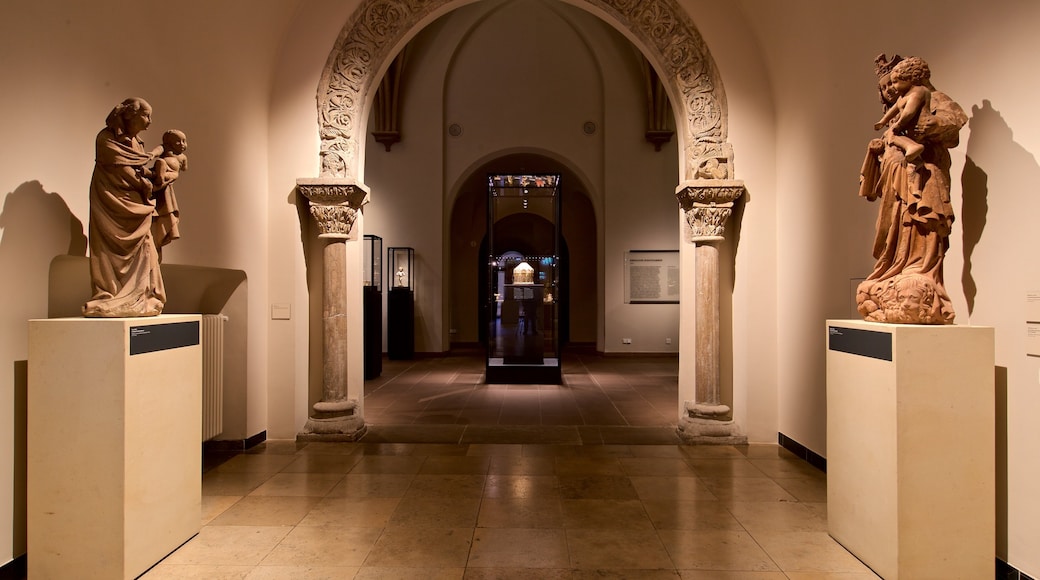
top-left (388, 246), bottom-right (414, 291)
top-left (387, 246), bottom-right (415, 360)
top-left (362, 234), bottom-right (382, 378)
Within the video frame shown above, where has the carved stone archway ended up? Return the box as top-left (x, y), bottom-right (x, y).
top-left (298, 0), bottom-right (747, 442)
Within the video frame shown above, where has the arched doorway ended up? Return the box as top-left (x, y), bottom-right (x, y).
top-left (448, 152), bottom-right (597, 350)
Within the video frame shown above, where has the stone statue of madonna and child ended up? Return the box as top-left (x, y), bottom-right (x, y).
top-left (856, 54), bottom-right (967, 325)
top-left (83, 97), bottom-right (187, 318)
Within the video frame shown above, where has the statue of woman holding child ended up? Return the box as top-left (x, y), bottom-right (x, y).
top-left (83, 97), bottom-right (186, 317)
top-left (856, 54), bottom-right (967, 324)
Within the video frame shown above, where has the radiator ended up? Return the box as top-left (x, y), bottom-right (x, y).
top-left (201, 314), bottom-right (226, 441)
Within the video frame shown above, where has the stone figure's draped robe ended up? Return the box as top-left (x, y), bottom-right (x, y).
top-left (83, 128), bottom-right (165, 317)
top-left (856, 91), bottom-right (965, 324)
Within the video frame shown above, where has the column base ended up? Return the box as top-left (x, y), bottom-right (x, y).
top-left (677, 416), bottom-right (747, 445)
top-left (297, 399), bottom-right (367, 442)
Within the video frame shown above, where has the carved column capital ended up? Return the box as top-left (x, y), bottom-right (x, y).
top-left (297, 178), bottom-right (370, 239)
top-left (675, 180), bottom-right (746, 243)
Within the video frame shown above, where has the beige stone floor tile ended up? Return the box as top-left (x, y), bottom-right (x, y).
top-left (162, 525), bottom-right (291, 566)
top-left (210, 453), bottom-right (298, 474)
top-left (468, 528), bottom-right (569, 568)
top-left (326, 473), bottom-right (415, 498)
top-left (388, 496), bottom-right (481, 528)
top-left (202, 496), bottom-right (243, 525)
top-left (750, 531), bottom-right (874, 574)
top-left (467, 443), bottom-right (524, 456)
top-left (248, 473), bottom-right (345, 497)
top-left (463, 568), bottom-right (575, 579)
top-left (363, 527), bottom-right (474, 567)
top-left (698, 477), bottom-right (799, 503)
top-left (641, 499), bottom-right (743, 531)
top-left (658, 529), bottom-right (779, 571)
top-left (737, 444), bottom-right (799, 460)
top-left (419, 455), bottom-right (493, 474)
top-left (558, 475), bottom-right (639, 499)
top-left (350, 455), bottom-right (427, 474)
top-left (783, 573), bottom-right (881, 580)
top-left (409, 443), bottom-right (473, 456)
top-left (685, 459), bottom-right (768, 478)
top-left (679, 445), bottom-right (746, 459)
top-left (477, 497), bottom-right (565, 528)
top-left (571, 445), bottom-right (635, 458)
top-left (209, 495), bottom-right (323, 527)
top-left (555, 457), bottom-right (625, 476)
top-left (561, 499), bottom-right (654, 530)
top-left (202, 470), bottom-right (275, 497)
top-left (245, 564), bottom-right (360, 579)
top-left (361, 443), bottom-right (417, 456)
top-left (483, 474), bottom-right (561, 498)
top-left (773, 477), bottom-right (828, 502)
top-left (725, 501), bottom-right (828, 533)
top-left (405, 474), bottom-right (487, 498)
top-left (522, 444), bottom-right (582, 457)
top-left (620, 457), bottom-right (697, 477)
top-left (296, 442), bottom-right (360, 455)
top-left (280, 452), bottom-right (364, 474)
top-left (748, 458), bottom-right (826, 479)
top-left (570, 571), bottom-right (680, 579)
top-left (566, 528), bottom-right (674, 569)
top-left (487, 455), bottom-right (557, 475)
top-left (140, 563), bottom-right (253, 579)
top-left (296, 496), bottom-right (401, 527)
top-left (261, 525), bottom-right (382, 567)
top-left (678, 571), bottom-right (787, 579)
top-left (353, 566), bottom-right (465, 579)
top-left (245, 440), bottom-right (305, 455)
top-left (627, 445), bottom-right (687, 459)
top-left (629, 476), bottom-right (718, 501)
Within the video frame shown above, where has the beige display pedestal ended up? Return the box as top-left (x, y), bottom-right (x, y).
top-left (825, 320), bottom-right (994, 580)
top-left (28, 315), bottom-right (202, 580)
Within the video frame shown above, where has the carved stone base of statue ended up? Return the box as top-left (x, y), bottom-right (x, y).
top-left (677, 401), bottom-right (747, 444)
top-left (856, 273), bottom-right (953, 325)
top-left (297, 399), bottom-right (367, 442)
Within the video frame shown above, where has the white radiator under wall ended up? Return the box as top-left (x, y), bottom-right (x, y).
top-left (201, 314), bottom-right (226, 441)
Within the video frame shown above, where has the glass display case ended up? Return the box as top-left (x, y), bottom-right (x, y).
top-left (387, 247), bottom-right (415, 359)
top-left (388, 247), bottom-right (414, 291)
top-left (363, 234), bottom-right (382, 378)
top-left (486, 174), bottom-right (561, 383)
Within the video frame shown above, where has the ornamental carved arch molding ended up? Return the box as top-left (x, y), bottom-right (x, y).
top-left (316, 0), bottom-right (733, 182)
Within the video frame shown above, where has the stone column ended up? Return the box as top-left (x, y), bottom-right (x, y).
top-left (675, 180), bottom-right (746, 444)
top-left (297, 178), bottom-right (369, 441)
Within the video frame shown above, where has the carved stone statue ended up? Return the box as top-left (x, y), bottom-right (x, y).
top-left (856, 55), bottom-right (967, 324)
top-left (83, 98), bottom-right (182, 318)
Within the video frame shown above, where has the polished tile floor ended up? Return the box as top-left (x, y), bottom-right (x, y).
top-left (141, 352), bottom-right (879, 579)
top-left (144, 441), bottom-right (878, 579)
top-left (361, 349), bottom-right (685, 445)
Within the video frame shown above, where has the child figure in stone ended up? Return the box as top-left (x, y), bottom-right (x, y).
top-left (150, 129), bottom-right (187, 261)
top-left (873, 57), bottom-right (931, 162)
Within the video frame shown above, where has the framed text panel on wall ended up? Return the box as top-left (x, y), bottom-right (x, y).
top-left (625, 250), bottom-right (679, 304)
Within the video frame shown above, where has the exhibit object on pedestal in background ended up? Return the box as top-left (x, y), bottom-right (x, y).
top-left (388, 247), bottom-right (415, 359)
top-left (363, 234), bottom-right (382, 379)
top-left (84, 97), bottom-right (190, 318)
top-left (855, 54), bottom-right (967, 324)
top-left (486, 174), bottom-right (562, 384)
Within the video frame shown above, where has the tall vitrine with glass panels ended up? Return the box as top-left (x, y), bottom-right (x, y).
top-left (486, 174), bottom-right (561, 383)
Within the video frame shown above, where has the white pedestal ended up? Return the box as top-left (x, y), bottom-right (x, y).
top-left (825, 320), bottom-right (994, 580)
top-left (28, 315), bottom-right (202, 580)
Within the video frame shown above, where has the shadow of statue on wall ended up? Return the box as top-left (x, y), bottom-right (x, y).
top-left (961, 100), bottom-right (1040, 316)
top-left (0, 180), bottom-right (87, 329)
top-left (0, 179), bottom-right (85, 560)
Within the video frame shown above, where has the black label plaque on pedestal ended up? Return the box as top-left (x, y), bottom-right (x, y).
top-left (827, 326), bottom-right (892, 361)
top-left (129, 321), bottom-right (200, 355)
